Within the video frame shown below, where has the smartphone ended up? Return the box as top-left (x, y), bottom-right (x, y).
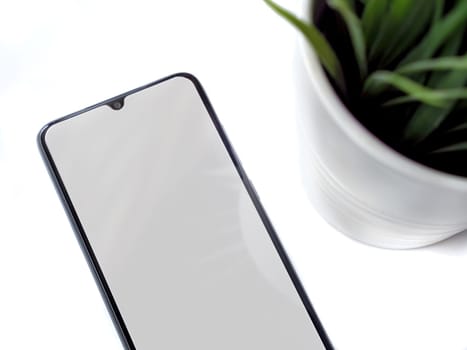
top-left (38, 73), bottom-right (332, 350)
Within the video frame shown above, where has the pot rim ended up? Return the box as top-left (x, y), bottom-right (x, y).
top-left (300, 0), bottom-right (467, 192)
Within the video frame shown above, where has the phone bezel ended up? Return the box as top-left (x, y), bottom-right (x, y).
top-left (38, 73), bottom-right (334, 350)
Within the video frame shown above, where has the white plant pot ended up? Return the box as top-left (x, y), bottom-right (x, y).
top-left (295, 0), bottom-right (467, 249)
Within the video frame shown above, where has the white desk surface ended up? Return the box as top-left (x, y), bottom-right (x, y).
top-left (1, 1), bottom-right (467, 349)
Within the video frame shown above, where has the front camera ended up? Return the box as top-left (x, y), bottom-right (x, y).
top-left (109, 98), bottom-right (124, 110)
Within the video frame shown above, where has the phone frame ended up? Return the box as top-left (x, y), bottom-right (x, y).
top-left (38, 73), bottom-right (334, 350)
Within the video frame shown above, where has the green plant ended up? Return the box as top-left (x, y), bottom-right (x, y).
top-left (265, 0), bottom-right (467, 176)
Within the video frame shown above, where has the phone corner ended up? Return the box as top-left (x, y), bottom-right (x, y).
top-left (37, 121), bottom-right (56, 152)
top-left (172, 71), bottom-right (198, 81)
top-left (169, 72), bottom-right (203, 88)
top-left (37, 123), bottom-right (50, 152)
top-left (37, 118), bottom-right (63, 159)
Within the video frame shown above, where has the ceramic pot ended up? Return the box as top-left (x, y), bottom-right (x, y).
top-left (295, 0), bottom-right (467, 248)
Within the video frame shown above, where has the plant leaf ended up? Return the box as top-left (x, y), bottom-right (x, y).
top-left (344, 0), bottom-right (356, 10)
top-left (431, 141), bottom-right (467, 153)
top-left (399, 1), bottom-right (467, 66)
top-left (368, 1), bottom-right (428, 65)
top-left (263, 0), bottom-right (345, 91)
top-left (384, 89), bottom-right (467, 108)
top-left (444, 121), bottom-right (467, 134)
top-left (421, 28), bottom-right (465, 90)
top-left (391, 13), bottom-right (464, 86)
top-left (403, 71), bottom-right (467, 143)
top-left (397, 56), bottom-right (467, 75)
top-left (364, 71), bottom-right (464, 107)
top-left (361, 0), bottom-right (388, 47)
top-left (401, 29), bottom-right (467, 144)
top-left (432, 0), bottom-right (445, 25)
top-left (376, 0), bottom-right (434, 68)
top-left (438, 24), bottom-right (465, 57)
top-left (327, 0), bottom-right (367, 79)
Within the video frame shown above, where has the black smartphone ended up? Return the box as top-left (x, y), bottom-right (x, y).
top-left (39, 73), bottom-right (332, 350)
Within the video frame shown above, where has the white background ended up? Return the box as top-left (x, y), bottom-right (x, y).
top-left (1, 0), bottom-right (467, 349)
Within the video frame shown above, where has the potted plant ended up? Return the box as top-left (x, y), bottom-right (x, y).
top-left (265, 0), bottom-right (467, 248)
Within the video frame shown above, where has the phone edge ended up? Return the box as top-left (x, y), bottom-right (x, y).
top-left (181, 73), bottom-right (335, 350)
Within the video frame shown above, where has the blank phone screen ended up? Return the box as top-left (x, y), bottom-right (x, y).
top-left (42, 75), bottom-right (327, 349)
